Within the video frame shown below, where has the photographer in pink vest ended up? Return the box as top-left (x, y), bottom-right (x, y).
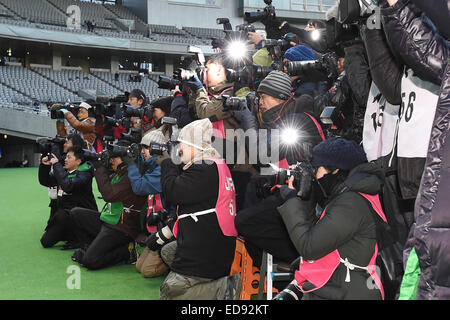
top-left (276, 138), bottom-right (386, 300)
top-left (158, 118), bottom-right (241, 300)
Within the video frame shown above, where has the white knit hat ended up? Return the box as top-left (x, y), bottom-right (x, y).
top-left (141, 129), bottom-right (167, 147)
top-left (177, 118), bottom-right (213, 151)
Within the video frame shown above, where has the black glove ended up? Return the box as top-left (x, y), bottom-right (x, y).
top-left (123, 154), bottom-right (136, 167)
top-left (280, 185), bottom-right (297, 201)
top-left (145, 225), bottom-right (174, 251)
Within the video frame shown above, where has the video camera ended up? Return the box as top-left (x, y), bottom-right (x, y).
top-left (122, 104), bottom-right (154, 121)
top-left (261, 33), bottom-right (298, 53)
top-left (120, 128), bottom-right (142, 144)
top-left (244, 0), bottom-right (276, 24)
top-left (339, 0), bottom-right (381, 29)
top-left (285, 51), bottom-right (339, 82)
top-left (34, 136), bottom-right (66, 159)
top-left (157, 46), bottom-right (206, 90)
top-left (49, 103), bottom-right (78, 119)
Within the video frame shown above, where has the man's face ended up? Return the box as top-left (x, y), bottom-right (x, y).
top-left (110, 157), bottom-right (123, 172)
top-left (338, 57), bottom-right (345, 75)
top-left (64, 151), bottom-right (81, 171)
top-left (153, 108), bottom-right (166, 122)
top-left (206, 61), bottom-right (226, 87)
top-left (130, 117), bottom-right (141, 129)
top-left (258, 93), bottom-right (284, 113)
top-left (315, 166), bottom-right (339, 179)
top-left (63, 138), bottom-right (73, 154)
top-left (178, 142), bottom-right (199, 164)
top-left (77, 107), bottom-right (89, 120)
top-left (127, 96), bottom-right (143, 107)
top-left (141, 145), bottom-right (151, 161)
top-left (248, 32), bottom-right (262, 45)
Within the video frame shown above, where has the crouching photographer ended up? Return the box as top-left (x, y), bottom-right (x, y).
top-left (159, 119), bottom-right (241, 300)
top-left (70, 141), bottom-right (148, 270)
top-left (275, 138), bottom-right (388, 300)
top-left (125, 130), bottom-right (173, 278)
top-left (38, 145), bottom-right (97, 249)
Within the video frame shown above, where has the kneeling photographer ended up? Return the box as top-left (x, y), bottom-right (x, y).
top-left (70, 141), bottom-right (148, 270)
top-left (125, 130), bottom-right (172, 278)
top-left (275, 138), bottom-right (386, 300)
top-left (38, 145), bottom-right (97, 249)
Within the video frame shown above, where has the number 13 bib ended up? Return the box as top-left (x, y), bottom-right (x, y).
top-left (398, 68), bottom-right (439, 158)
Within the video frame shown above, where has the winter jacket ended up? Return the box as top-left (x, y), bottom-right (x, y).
top-left (277, 162), bottom-right (384, 300)
top-left (381, 0), bottom-right (450, 299)
top-left (380, 0), bottom-right (449, 201)
top-left (170, 93), bottom-right (195, 128)
top-left (57, 113), bottom-right (96, 150)
top-left (160, 158), bottom-right (236, 280)
top-left (380, 0), bottom-right (448, 86)
top-left (38, 161), bottom-right (98, 212)
top-left (189, 81), bottom-right (240, 134)
top-left (127, 156), bottom-right (162, 197)
top-left (94, 164), bottom-right (147, 240)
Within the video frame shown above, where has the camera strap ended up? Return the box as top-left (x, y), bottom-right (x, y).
top-left (177, 208), bottom-right (216, 222)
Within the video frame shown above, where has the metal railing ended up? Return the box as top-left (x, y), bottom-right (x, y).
top-left (246, 0), bottom-right (336, 13)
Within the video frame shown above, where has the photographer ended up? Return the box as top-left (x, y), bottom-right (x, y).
top-left (379, 0), bottom-right (450, 300)
top-left (38, 145), bottom-right (97, 249)
top-left (248, 30), bottom-right (273, 67)
top-left (54, 101), bottom-right (97, 151)
top-left (276, 138), bottom-right (386, 300)
top-left (71, 141), bottom-right (148, 270)
top-left (283, 45), bottom-right (328, 99)
top-left (159, 119), bottom-right (240, 300)
top-left (146, 96), bottom-right (174, 139)
top-left (127, 89), bottom-right (151, 135)
top-left (39, 133), bottom-right (86, 232)
top-left (169, 87), bottom-right (195, 128)
top-left (234, 71), bottom-right (325, 269)
top-left (126, 130), bottom-right (171, 278)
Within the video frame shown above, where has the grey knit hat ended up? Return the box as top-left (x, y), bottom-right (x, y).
top-left (140, 129), bottom-right (167, 147)
top-left (257, 70), bottom-right (292, 101)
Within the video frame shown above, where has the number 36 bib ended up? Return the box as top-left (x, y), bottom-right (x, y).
top-left (398, 68), bottom-right (439, 158)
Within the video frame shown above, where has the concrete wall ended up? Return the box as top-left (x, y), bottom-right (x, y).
top-left (144, 0), bottom-right (243, 29)
top-left (123, 0), bottom-right (149, 23)
top-left (0, 108), bottom-right (57, 140)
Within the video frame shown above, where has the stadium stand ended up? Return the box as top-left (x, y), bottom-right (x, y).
top-left (0, 65), bottom-right (83, 105)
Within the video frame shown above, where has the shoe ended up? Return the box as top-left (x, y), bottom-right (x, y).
top-left (72, 248), bottom-right (85, 264)
top-left (61, 241), bottom-right (82, 251)
top-left (224, 274), bottom-right (242, 300)
top-left (127, 242), bottom-right (138, 265)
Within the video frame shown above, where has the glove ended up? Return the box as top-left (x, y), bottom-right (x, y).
top-left (155, 150), bottom-right (170, 166)
top-left (187, 73), bottom-right (203, 91)
top-left (60, 109), bottom-right (69, 115)
top-left (123, 154), bottom-right (135, 167)
top-left (145, 226), bottom-right (173, 251)
top-left (231, 108), bottom-right (258, 131)
top-left (280, 185), bottom-right (297, 201)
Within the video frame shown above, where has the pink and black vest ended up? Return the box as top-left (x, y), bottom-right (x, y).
top-left (172, 158), bottom-right (237, 238)
top-left (294, 193), bottom-right (386, 299)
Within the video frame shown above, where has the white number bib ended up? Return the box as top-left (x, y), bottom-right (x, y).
top-left (398, 68), bottom-right (439, 158)
top-left (363, 82), bottom-right (399, 162)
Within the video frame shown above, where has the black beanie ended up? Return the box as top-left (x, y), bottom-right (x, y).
top-left (151, 96), bottom-right (173, 115)
top-left (311, 138), bottom-right (367, 171)
top-left (257, 70), bottom-right (292, 101)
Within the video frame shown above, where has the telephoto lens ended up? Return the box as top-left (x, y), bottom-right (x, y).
top-left (273, 281), bottom-right (303, 300)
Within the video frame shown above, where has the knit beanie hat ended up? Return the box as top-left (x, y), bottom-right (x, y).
top-left (151, 96), bottom-right (173, 115)
top-left (140, 129), bottom-right (167, 147)
top-left (283, 45), bottom-right (316, 62)
top-left (177, 118), bottom-right (214, 151)
top-left (311, 138), bottom-right (367, 171)
top-left (257, 70), bottom-right (292, 101)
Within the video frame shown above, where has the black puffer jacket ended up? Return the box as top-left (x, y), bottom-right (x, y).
top-left (381, 0), bottom-right (450, 299)
top-left (277, 163), bottom-right (384, 300)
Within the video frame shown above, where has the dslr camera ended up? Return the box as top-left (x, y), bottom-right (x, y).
top-left (34, 136), bottom-right (67, 159)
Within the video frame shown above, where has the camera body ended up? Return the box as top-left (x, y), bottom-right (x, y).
top-left (244, 0), bottom-right (275, 24)
top-left (34, 136), bottom-right (66, 158)
top-left (146, 210), bottom-right (168, 227)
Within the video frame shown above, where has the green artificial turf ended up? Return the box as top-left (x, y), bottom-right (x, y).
top-left (0, 168), bottom-right (164, 300)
